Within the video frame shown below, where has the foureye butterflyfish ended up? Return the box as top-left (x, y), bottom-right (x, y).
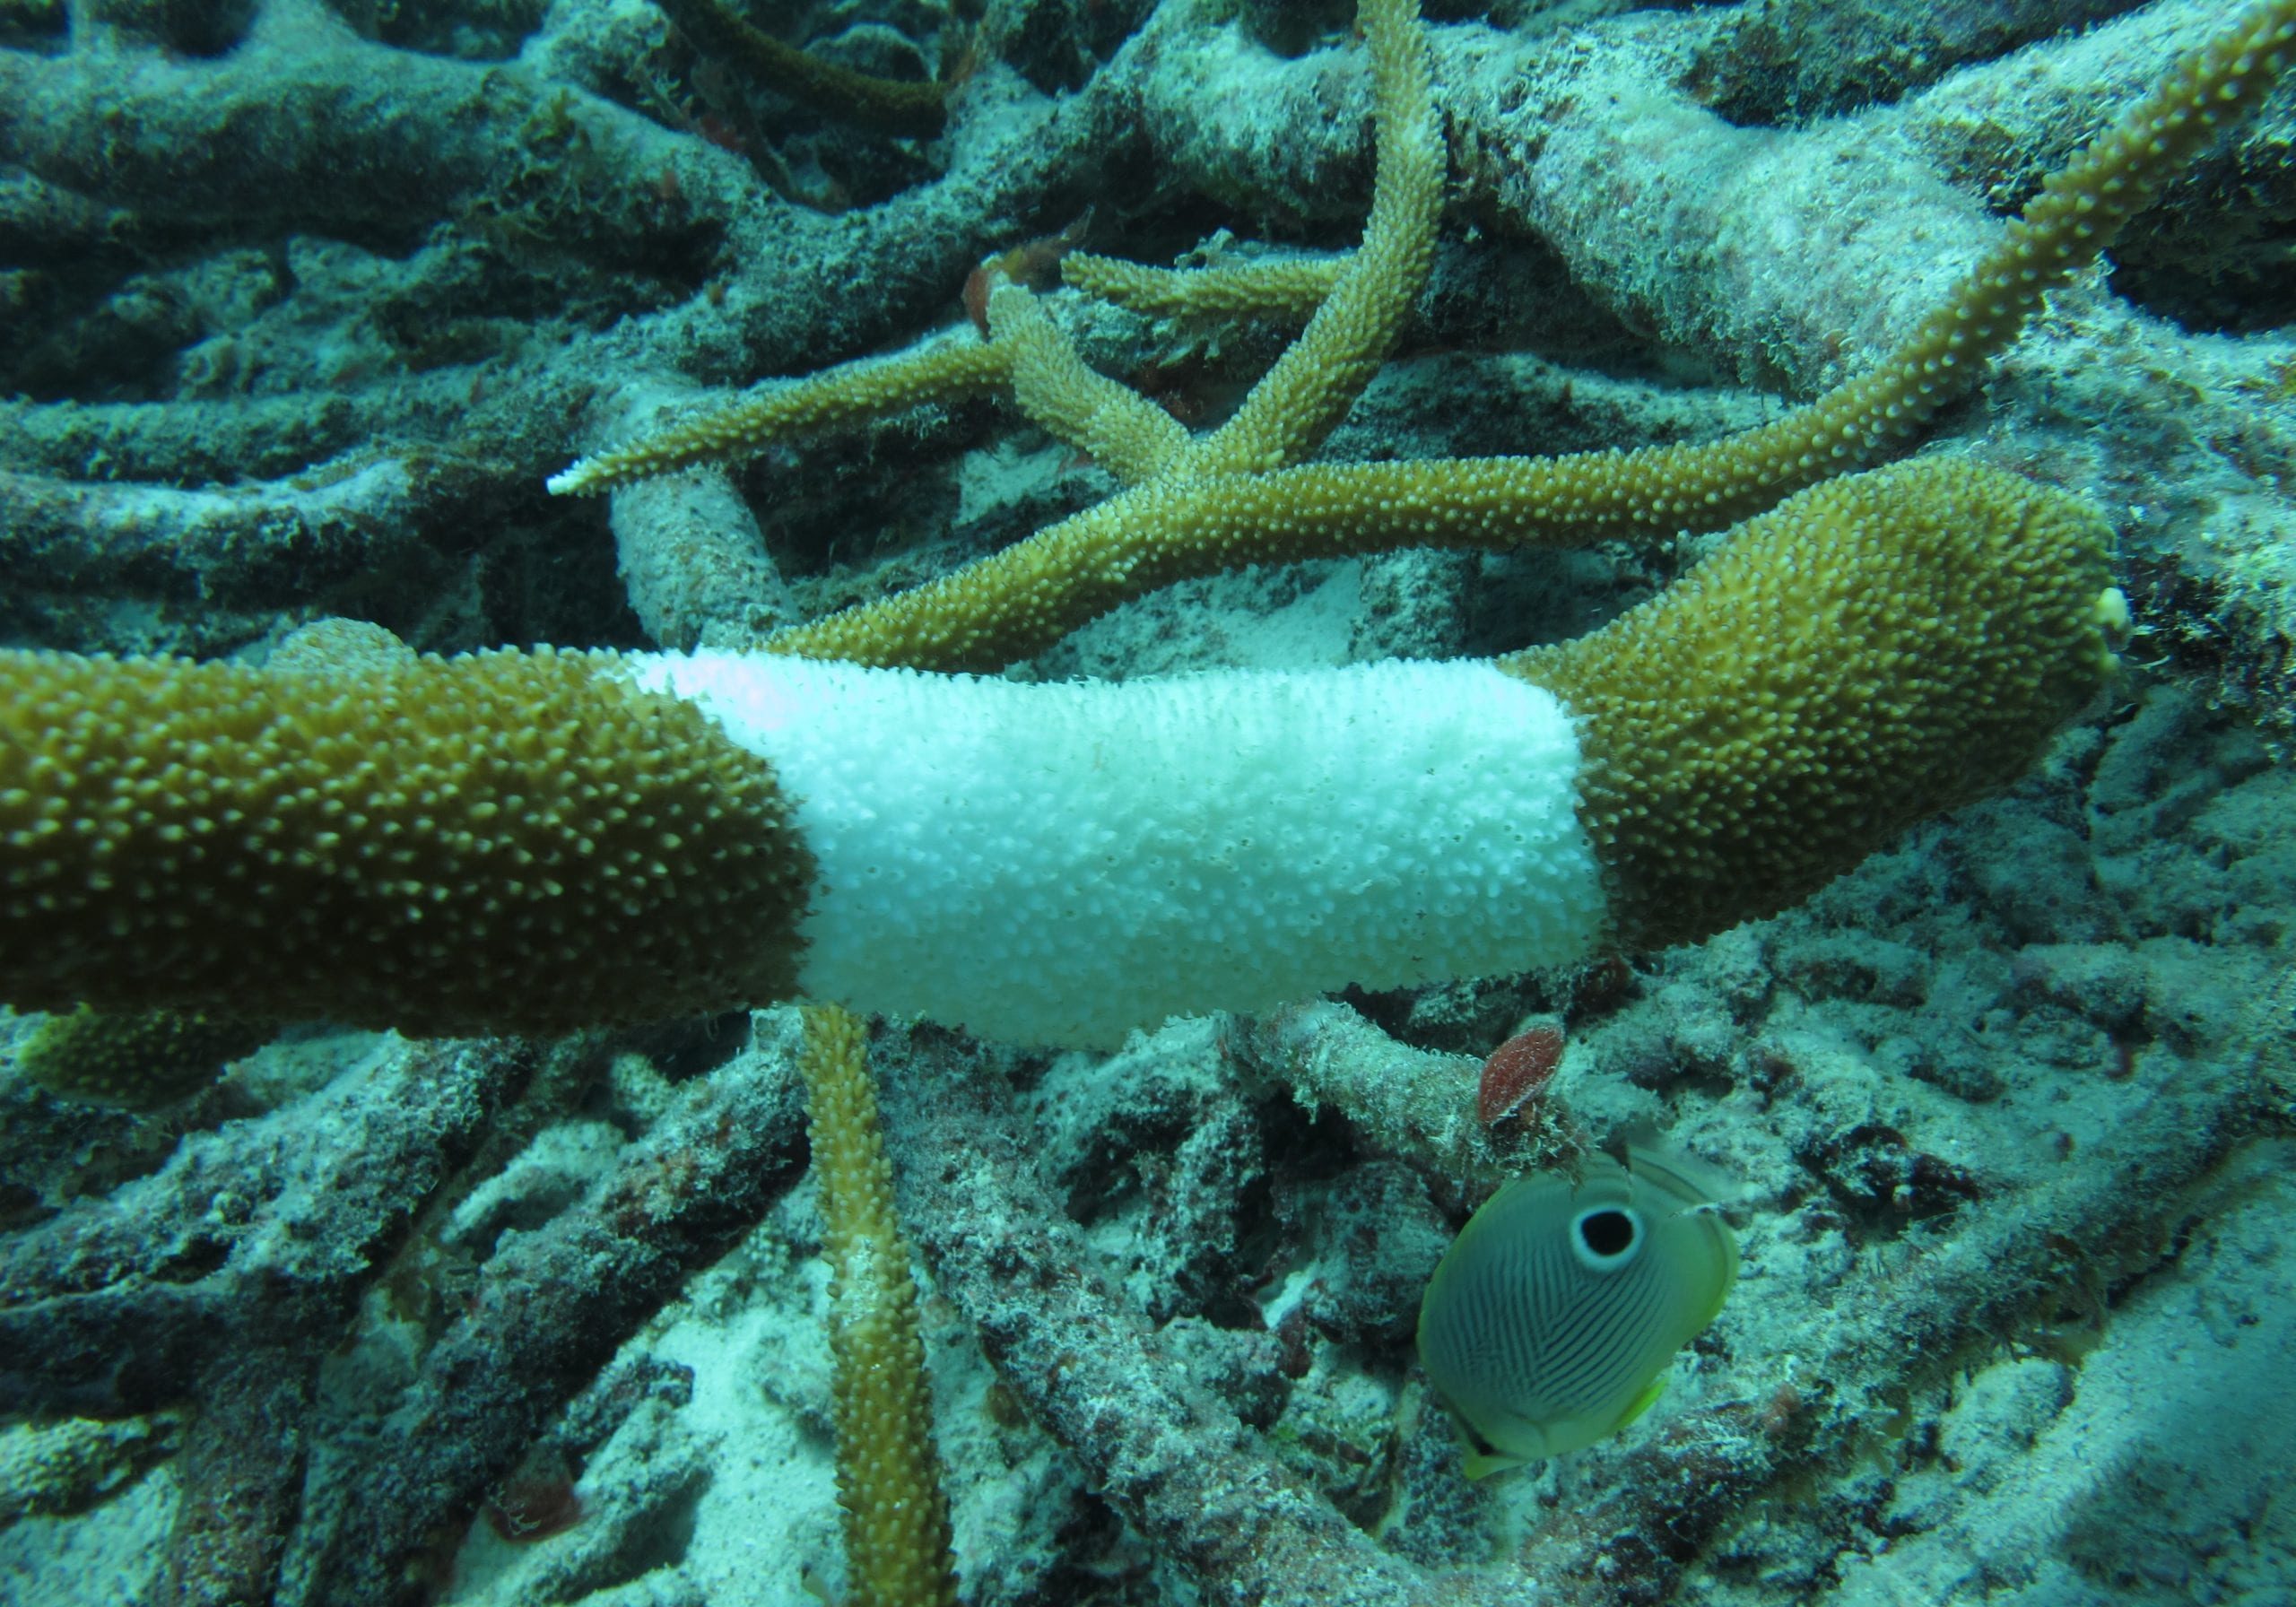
top-left (1416, 1146), bottom-right (1739, 1477)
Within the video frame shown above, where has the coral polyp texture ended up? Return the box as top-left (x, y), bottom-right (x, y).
top-left (0, 647), bottom-right (813, 1035)
top-left (796, 1004), bottom-right (960, 1607)
top-left (1503, 459), bottom-right (2119, 951)
top-left (17, 1006), bottom-right (274, 1109)
top-left (0, 456), bottom-right (2117, 1047)
top-left (0, 0), bottom-right (2202, 1046)
top-left (4, 0), bottom-right (2296, 1604)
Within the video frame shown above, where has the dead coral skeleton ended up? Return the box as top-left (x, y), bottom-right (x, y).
top-left (4, 0), bottom-right (2296, 1603)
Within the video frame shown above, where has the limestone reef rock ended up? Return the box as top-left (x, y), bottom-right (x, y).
top-left (3, 1), bottom-right (2296, 1604)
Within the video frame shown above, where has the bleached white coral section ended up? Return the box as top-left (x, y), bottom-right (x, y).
top-left (631, 654), bottom-right (1606, 1047)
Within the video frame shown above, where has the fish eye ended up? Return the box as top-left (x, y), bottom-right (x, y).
top-left (1570, 1205), bottom-right (1640, 1269)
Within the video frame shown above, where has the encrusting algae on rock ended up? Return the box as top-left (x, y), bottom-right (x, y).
top-left (2, 0), bottom-right (2295, 1602)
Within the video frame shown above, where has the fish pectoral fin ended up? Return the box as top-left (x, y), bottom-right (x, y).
top-left (1463, 1448), bottom-right (1529, 1481)
top-left (1614, 1374), bottom-right (1669, 1430)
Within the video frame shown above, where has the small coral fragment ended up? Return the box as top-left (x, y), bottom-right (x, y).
top-left (18, 1006), bottom-right (274, 1109)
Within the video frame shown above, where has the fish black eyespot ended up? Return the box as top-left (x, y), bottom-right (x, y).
top-left (1576, 1207), bottom-right (1637, 1262)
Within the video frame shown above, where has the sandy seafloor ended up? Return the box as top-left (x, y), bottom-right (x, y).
top-left (4, 0), bottom-right (2296, 1602)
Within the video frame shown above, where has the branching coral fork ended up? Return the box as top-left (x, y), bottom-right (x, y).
top-left (550, 0), bottom-right (1439, 506)
top-left (3, 0), bottom-right (2269, 1052)
top-left (765, 0), bottom-right (2296, 673)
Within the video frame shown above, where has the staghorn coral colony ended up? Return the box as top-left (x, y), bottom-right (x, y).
top-left (4, 0), bottom-right (2296, 1603)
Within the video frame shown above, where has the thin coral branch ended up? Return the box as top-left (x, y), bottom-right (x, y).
top-left (762, 0), bottom-right (2296, 673)
top-left (798, 1005), bottom-right (959, 1607)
